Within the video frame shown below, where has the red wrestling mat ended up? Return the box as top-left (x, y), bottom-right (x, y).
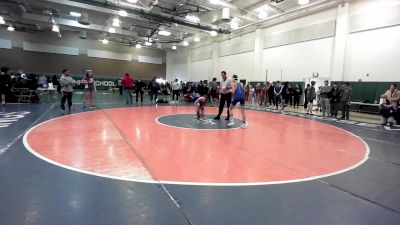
top-left (24, 106), bottom-right (369, 185)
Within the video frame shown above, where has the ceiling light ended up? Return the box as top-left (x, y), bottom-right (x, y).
top-left (182, 41), bottom-right (189, 46)
top-left (222, 8), bottom-right (230, 20)
top-left (185, 14), bottom-right (200, 23)
top-left (258, 11), bottom-right (268, 19)
top-left (145, 41), bottom-right (152, 46)
top-left (230, 21), bottom-right (238, 30)
top-left (108, 27), bottom-right (115, 33)
top-left (172, 45), bottom-right (177, 50)
top-left (298, 0), bottom-right (310, 5)
top-left (194, 36), bottom-right (200, 42)
top-left (112, 17), bottom-right (121, 27)
top-left (210, 31), bottom-right (217, 36)
top-left (70, 12), bottom-right (81, 17)
top-left (135, 44), bottom-right (141, 49)
top-left (52, 24), bottom-right (59, 32)
top-left (209, 0), bottom-right (222, 4)
top-left (119, 10), bottom-right (128, 17)
top-left (127, 0), bottom-right (137, 3)
top-left (7, 26), bottom-right (14, 31)
top-left (158, 30), bottom-right (171, 36)
top-left (102, 39), bottom-right (109, 44)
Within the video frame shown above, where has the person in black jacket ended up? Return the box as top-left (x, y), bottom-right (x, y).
top-left (330, 83), bottom-right (340, 117)
top-left (304, 84), bottom-right (310, 109)
top-left (148, 77), bottom-right (160, 102)
top-left (285, 83), bottom-right (294, 107)
top-left (0, 67), bottom-right (12, 107)
top-left (293, 84), bottom-right (302, 108)
top-left (135, 79), bottom-right (145, 102)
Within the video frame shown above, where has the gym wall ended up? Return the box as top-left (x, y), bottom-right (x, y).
top-left (0, 30), bottom-right (166, 79)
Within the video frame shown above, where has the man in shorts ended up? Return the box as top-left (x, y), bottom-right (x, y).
top-left (228, 75), bottom-right (247, 128)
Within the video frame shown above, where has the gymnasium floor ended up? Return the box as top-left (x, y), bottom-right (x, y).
top-left (1, 93), bottom-right (400, 225)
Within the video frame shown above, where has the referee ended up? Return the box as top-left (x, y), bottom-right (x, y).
top-left (214, 71), bottom-right (232, 120)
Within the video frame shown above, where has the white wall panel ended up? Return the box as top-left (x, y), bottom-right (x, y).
top-left (263, 21), bottom-right (336, 48)
top-left (166, 50), bottom-right (189, 81)
top-left (87, 49), bottom-right (132, 61)
top-left (262, 38), bottom-right (334, 81)
top-left (218, 33), bottom-right (255, 57)
top-left (349, 0), bottom-right (400, 33)
top-left (138, 55), bottom-right (162, 64)
top-left (344, 25), bottom-right (400, 81)
top-left (0, 39), bottom-right (11, 49)
top-left (23, 41), bottom-right (79, 56)
top-left (218, 52), bottom-right (254, 80)
top-left (191, 45), bottom-right (213, 62)
top-left (191, 59), bottom-right (213, 81)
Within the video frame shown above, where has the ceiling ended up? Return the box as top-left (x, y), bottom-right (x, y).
top-left (0, 0), bottom-right (341, 50)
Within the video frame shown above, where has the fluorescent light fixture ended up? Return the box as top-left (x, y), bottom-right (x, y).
top-left (52, 24), bottom-right (59, 32)
top-left (258, 10), bottom-right (268, 19)
top-left (0, 16), bottom-right (5, 24)
top-left (112, 17), bottom-right (121, 27)
top-left (119, 10), bottom-right (128, 17)
top-left (70, 12), bottom-right (81, 17)
top-left (185, 14), bottom-right (200, 23)
top-left (172, 45), bottom-right (177, 50)
top-left (135, 44), bottom-right (142, 49)
top-left (108, 27), bottom-right (115, 33)
top-left (230, 21), bottom-right (238, 30)
top-left (209, 0), bottom-right (222, 4)
top-left (144, 41), bottom-right (152, 46)
top-left (7, 26), bottom-right (14, 31)
top-left (298, 0), bottom-right (310, 5)
top-left (222, 8), bottom-right (230, 19)
top-left (210, 31), bottom-right (217, 36)
top-left (194, 36), bottom-right (200, 42)
top-left (158, 30), bottom-right (171, 36)
top-left (102, 39), bottom-right (109, 44)
top-left (182, 41), bottom-right (189, 46)
top-left (127, 0), bottom-right (137, 3)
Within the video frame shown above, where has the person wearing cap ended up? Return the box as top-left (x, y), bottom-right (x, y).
top-left (81, 70), bottom-right (96, 110)
top-left (121, 73), bottom-right (135, 104)
top-left (306, 81), bottom-right (316, 115)
top-left (60, 69), bottom-right (76, 113)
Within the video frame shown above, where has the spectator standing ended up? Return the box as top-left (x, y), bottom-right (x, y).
top-left (148, 77), bottom-right (160, 102)
top-left (81, 70), bottom-right (96, 110)
top-left (330, 83), bottom-right (340, 117)
top-left (320, 80), bottom-right (332, 117)
top-left (121, 73), bottom-right (135, 104)
top-left (339, 82), bottom-right (352, 120)
top-left (60, 69), bottom-right (76, 113)
top-left (135, 79), bottom-right (145, 103)
top-left (0, 67), bottom-right (12, 107)
top-left (273, 81), bottom-right (283, 110)
top-left (306, 81), bottom-right (316, 115)
top-left (172, 79), bottom-right (182, 102)
top-left (209, 78), bottom-right (218, 103)
top-left (268, 82), bottom-right (275, 107)
top-left (293, 84), bottom-right (302, 109)
top-left (285, 83), bottom-right (294, 107)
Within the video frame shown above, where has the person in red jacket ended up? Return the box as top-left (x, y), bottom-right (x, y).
top-left (121, 73), bottom-right (135, 104)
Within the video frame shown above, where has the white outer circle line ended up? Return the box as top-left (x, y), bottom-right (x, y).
top-left (22, 107), bottom-right (370, 186)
